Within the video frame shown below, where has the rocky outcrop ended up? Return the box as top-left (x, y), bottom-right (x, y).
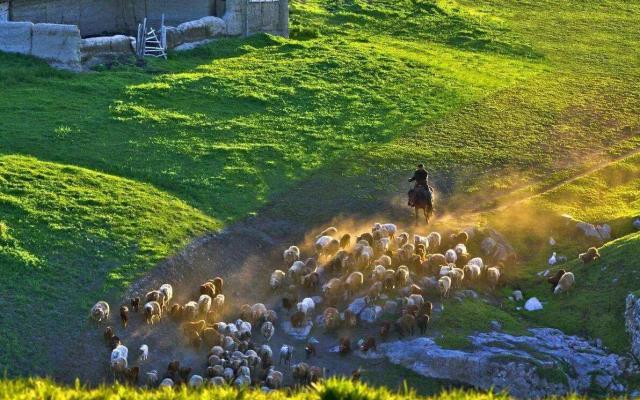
top-left (625, 292), bottom-right (640, 359)
top-left (367, 328), bottom-right (626, 397)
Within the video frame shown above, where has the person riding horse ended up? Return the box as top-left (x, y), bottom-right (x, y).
top-left (408, 164), bottom-right (432, 207)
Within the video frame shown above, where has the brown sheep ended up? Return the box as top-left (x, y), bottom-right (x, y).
top-left (183, 320), bottom-right (206, 337)
top-left (380, 321), bottom-right (391, 339)
top-left (339, 337), bottom-right (351, 354)
top-left (366, 281), bottom-right (383, 304)
top-left (343, 309), bottom-right (357, 329)
top-left (239, 304), bottom-right (252, 321)
top-left (340, 233), bottom-right (351, 249)
top-left (200, 282), bottom-right (216, 298)
top-left (123, 366), bottom-right (139, 385)
top-left (421, 301), bottom-right (433, 317)
top-left (361, 336), bottom-right (376, 352)
top-left (323, 307), bottom-right (341, 331)
top-left (404, 304), bottom-right (419, 317)
top-left (202, 328), bottom-right (223, 347)
top-left (579, 247), bottom-right (600, 264)
top-left (454, 231), bottom-right (469, 245)
top-left (290, 310), bottom-right (306, 328)
top-left (428, 254), bottom-right (447, 273)
top-left (103, 326), bottom-right (115, 344)
top-left (205, 309), bottom-right (219, 325)
top-left (409, 284), bottom-right (423, 295)
top-left (356, 232), bottom-right (374, 247)
top-left (308, 366), bottom-right (324, 383)
top-left (145, 290), bottom-right (161, 303)
top-left (110, 335), bottom-right (121, 350)
top-left (305, 342), bottom-right (317, 359)
top-left (212, 277), bottom-right (224, 294)
top-left (119, 305), bottom-right (129, 328)
top-left (170, 304), bottom-right (184, 321)
top-left (396, 314), bottom-right (416, 337)
top-left (302, 272), bottom-right (320, 290)
top-left (547, 269), bottom-right (566, 291)
top-left (130, 297), bottom-right (140, 313)
top-left (292, 362), bottom-right (310, 384)
top-left (416, 314), bottom-right (430, 334)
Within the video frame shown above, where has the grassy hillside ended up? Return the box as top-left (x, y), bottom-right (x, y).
top-left (0, 0), bottom-right (638, 377)
top-left (0, 377), bottom-right (574, 400)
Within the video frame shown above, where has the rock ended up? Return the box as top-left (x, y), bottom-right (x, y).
top-left (564, 215), bottom-right (612, 241)
top-left (490, 320), bottom-right (502, 331)
top-left (360, 306), bottom-right (382, 323)
top-left (480, 229), bottom-right (516, 264)
top-left (633, 218), bottom-right (640, 230)
top-left (453, 290), bottom-right (479, 301)
top-left (348, 297), bottom-right (367, 315)
top-left (370, 328), bottom-right (626, 397)
top-left (383, 301), bottom-right (398, 315)
top-left (513, 290), bottom-right (524, 302)
top-left (31, 23), bottom-right (81, 68)
top-left (524, 297), bottom-right (543, 311)
top-left (177, 16), bottom-right (226, 43)
top-left (0, 21), bottom-right (33, 55)
top-left (173, 38), bottom-right (217, 52)
top-left (80, 35), bottom-right (134, 63)
top-left (281, 320), bottom-right (313, 340)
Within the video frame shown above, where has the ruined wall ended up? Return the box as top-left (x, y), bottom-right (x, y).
top-left (9, 0), bottom-right (216, 36)
top-left (223, 0), bottom-right (288, 37)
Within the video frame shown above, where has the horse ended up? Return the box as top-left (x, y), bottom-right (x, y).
top-left (408, 185), bottom-right (434, 224)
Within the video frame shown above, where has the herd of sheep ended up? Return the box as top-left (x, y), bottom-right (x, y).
top-left (90, 221), bottom-right (583, 390)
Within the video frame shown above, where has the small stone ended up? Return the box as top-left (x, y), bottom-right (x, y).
top-left (633, 218), bottom-right (640, 230)
top-left (524, 297), bottom-right (543, 311)
top-left (513, 290), bottom-right (524, 302)
top-left (612, 278), bottom-right (619, 284)
top-left (490, 320), bottom-right (502, 331)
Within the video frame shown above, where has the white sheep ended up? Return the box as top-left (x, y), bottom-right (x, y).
top-left (145, 370), bottom-right (159, 387)
top-left (317, 227), bottom-right (338, 238)
top-left (373, 223), bottom-right (397, 237)
top-left (91, 301), bottom-right (110, 322)
top-left (139, 344), bottom-right (149, 362)
top-left (554, 272), bottom-right (575, 295)
top-left (426, 232), bottom-right (442, 253)
top-left (212, 294), bottom-right (225, 312)
top-left (270, 270), bottom-right (286, 290)
top-left (454, 243), bottom-right (468, 257)
top-left (373, 264), bottom-right (387, 281)
top-left (189, 374), bottom-right (204, 388)
top-left (159, 283), bottom-right (173, 304)
top-left (445, 249), bottom-right (457, 264)
top-left (198, 294), bottom-right (212, 315)
top-left (414, 234), bottom-right (429, 248)
top-left (184, 301), bottom-right (198, 320)
top-left (408, 294), bottom-right (425, 307)
top-left (261, 321), bottom-right (275, 341)
top-left (236, 319), bottom-right (252, 339)
top-left (438, 276), bottom-right (452, 299)
top-left (374, 255), bottom-right (392, 268)
top-left (315, 235), bottom-right (333, 252)
top-left (279, 344), bottom-right (293, 366)
top-left (143, 301), bottom-right (162, 324)
top-left (395, 232), bottom-right (409, 248)
top-left (283, 245), bottom-right (301, 265)
top-left (159, 378), bottom-right (174, 388)
top-left (297, 297), bottom-right (315, 316)
top-left (463, 264), bottom-right (481, 281)
top-left (467, 257), bottom-right (484, 269)
top-left (110, 344), bottom-right (128, 380)
top-left (439, 264), bottom-right (453, 277)
top-left (486, 267), bottom-right (501, 290)
top-left (288, 260), bottom-right (305, 284)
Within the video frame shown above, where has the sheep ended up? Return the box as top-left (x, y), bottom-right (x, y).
top-left (290, 310), bottom-right (306, 327)
top-left (124, 366), bottom-right (139, 385)
top-left (422, 301), bottom-right (433, 317)
top-left (343, 309), bottom-right (358, 329)
top-left (395, 267), bottom-right (409, 287)
top-left (346, 272), bottom-right (364, 298)
top-left (200, 282), bottom-right (216, 298)
top-left (323, 307), bottom-right (340, 331)
top-left (279, 344), bottom-right (293, 367)
top-left (145, 370), bottom-right (159, 387)
top-left (554, 272), bottom-right (575, 295)
top-left (408, 294), bottom-right (424, 308)
top-left (288, 260), bottom-right (305, 285)
top-left (414, 234), bottom-right (429, 249)
top-left (322, 278), bottom-right (344, 304)
top-left (354, 240), bottom-right (374, 267)
top-left (260, 344), bottom-right (274, 366)
top-left (261, 321), bottom-right (275, 341)
top-left (210, 376), bottom-right (226, 386)
top-left (409, 284), bottom-right (423, 295)
top-left (467, 257), bottom-right (484, 269)
top-left (438, 276), bottom-right (452, 299)
top-left (251, 303), bottom-right (268, 324)
top-left (110, 344), bottom-right (128, 380)
top-left (266, 369), bottom-right (284, 389)
top-left (139, 344), bottom-right (148, 362)
top-left (374, 255), bottom-right (392, 268)
top-left (103, 326), bottom-right (115, 345)
top-left (284, 245), bottom-right (301, 265)
top-left (270, 270), bottom-right (286, 290)
top-left (159, 283), bottom-right (173, 305)
top-left (360, 336), bottom-right (377, 352)
top-left (302, 272), bottom-right (320, 290)
top-left (486, 267), bottom-right (501, 290)
top-left (579, 247), bottom-right (600, 264)
top-left (394, 232), bottom-right (409, 248)
top-left (365, 281), bottom-right (383, 304)
top-left (292, 362), bottom-right (310, 384)
top-left (357, 232), bottom-right (374, 246)
top-left (315, 235), bottom-right (333, 254)
top-left (170, 304), bottom-right (184, 321)
top-left (416, 314), bottom-right (430, 334)
top-left (372, 264), bottom-right (387, 282)
top-left (373, 223), bottom-right (397, 238)
top-left (116, 305), bottom-right (129, 328)
top-left (203, 328), bottom-right (224, 347)
top-left (198, 294), bottom-right (212, 316)
top-left (297, 297), bottom-right (315, 317)
top-left (426, 232), bottom-right (441, 253)
top-left (143, 301), bottom-right (161, 324)
top-left (130, 297), bottom-right (140, 313)
top-left (188, 375), bottom-right (204, 388)
top-left (159, 378), bottom-right (174, 388)
top-left (308, 366), bottom-right (325, 383)
top-left (339, 233), bottom-right (351, 249)
top-left (145, 290), bottom-right (162, 303)
top-left (110, 336), bottom-right (122, 350)
top-left (183, 320), bottom-right (206, 337)
top-left (374, 237), bottom-right (391, 256)
top-left (395, 314), bottom-right (416, 337)
top-left (91, 301), bottom-right (110, 322)
top-left (212, 294), bottom-right (225, 313)
top-left (547, 269), bottom-right (566, 291)
top-left (463, 264), bottom-right (481, 281)
top-left (318, 226), bottom-right (338, 238)
top-left (339, 336), bottom-right (351, 354)
top-left (211, 277), bottom-right (224, 294)
top-left (445, 249), bottom-right (457, 264)
top-left (447, 267), bottom-right (465, 289)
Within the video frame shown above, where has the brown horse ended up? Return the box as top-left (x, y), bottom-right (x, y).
top-left (408, 186), bottom-right (434, 224)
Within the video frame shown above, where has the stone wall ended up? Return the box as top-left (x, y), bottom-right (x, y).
top-left (0, 21), bottom-right (81, 69)
top-left (223, 0), bottom-right (288, 37)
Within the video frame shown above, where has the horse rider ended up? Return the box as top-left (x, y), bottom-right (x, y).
top-left (409, 163), bottom-right (429, 189)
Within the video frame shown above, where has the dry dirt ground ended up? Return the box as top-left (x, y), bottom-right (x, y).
top-left (58, 196), bottom-right (474, 393)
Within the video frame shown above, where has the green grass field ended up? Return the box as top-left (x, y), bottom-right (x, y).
top-left (0, 0), bottom-right (638, 385)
